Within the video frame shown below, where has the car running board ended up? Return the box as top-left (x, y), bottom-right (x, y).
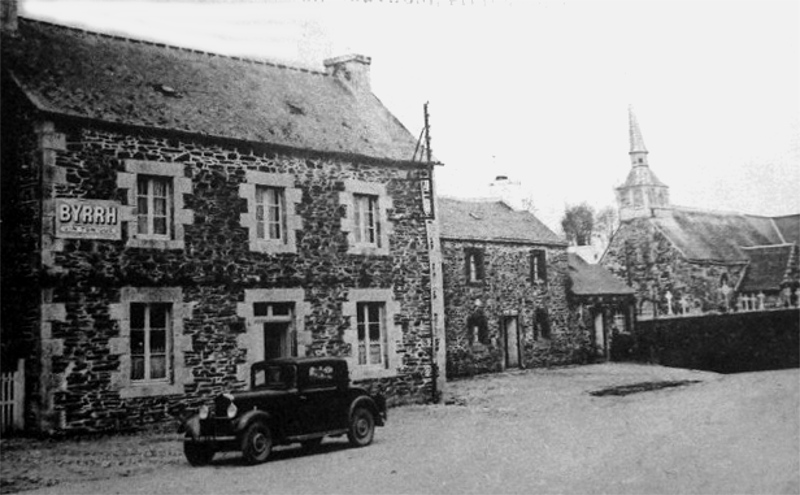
top-left (286, 429), bottom-right (348, 442)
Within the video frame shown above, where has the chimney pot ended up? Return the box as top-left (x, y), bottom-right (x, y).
top-left (324, 54), bottom-right (372, 95)
top-left (1, 0), bottom-right (18, 35)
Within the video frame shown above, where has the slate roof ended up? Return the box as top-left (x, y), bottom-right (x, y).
top-left (773, 214), bottom-right (800, 246)
top-left (738, 244), bottom-right (796, 293)
top-left (567, 253), bottom-right (635, 296)
top-left (619, 165), bottom-right (667, 188)
top-left (1, 19), bottom-right (419, 162)
top-left (651, 208), bottom-right (785, 262)
top-left (438, 198), bottom-right (565, 245)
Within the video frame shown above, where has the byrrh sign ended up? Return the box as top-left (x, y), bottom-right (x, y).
top-left (55, 199), bottom-right (122, 240)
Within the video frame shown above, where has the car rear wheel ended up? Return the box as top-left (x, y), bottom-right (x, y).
top-left (183, 440), bottom-right (215, 466)
top-left (241, 422), bottom-right (272, 464)
top-left (347, 407), bottom-right (375, 447)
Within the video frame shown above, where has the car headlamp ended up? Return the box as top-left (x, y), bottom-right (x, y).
top-left (226, 403), bottom-right (238, 419)
top-left (198, 405), bottom-right (210, 420)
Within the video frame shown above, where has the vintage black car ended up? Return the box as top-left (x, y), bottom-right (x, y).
top-left (180, 357), bottom-right (387, 465)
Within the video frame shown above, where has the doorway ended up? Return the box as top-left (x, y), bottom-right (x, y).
top-left (255, 302), bottom-right (296, 360)
top-left (593, 311), bottom-right (606, 358)
top-left (503, 316), bottom-right (520, 368)
top-left (264, 322), bottom-right (292, 360)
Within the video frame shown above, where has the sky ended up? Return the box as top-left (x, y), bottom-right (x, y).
top-left (18, 0), bottom-right (800, 232)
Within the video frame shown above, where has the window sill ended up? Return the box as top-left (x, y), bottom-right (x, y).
top-left (347, 244), bottom-right (390, 256)
top-left (250, 240), bottom-right (297, 254)
top-left (350, 366), bottom-right (396, 381)
top-left (127, 238), bottom-right (185, 250)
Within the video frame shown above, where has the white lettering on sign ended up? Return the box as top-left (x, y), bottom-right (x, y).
top-left (55, 199), bottom-right (122, 240)
top-left (58, 203), bottom-right (119, 225)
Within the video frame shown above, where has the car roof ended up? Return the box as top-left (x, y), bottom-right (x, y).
top-left (258, 357), bottom-right (346, 366)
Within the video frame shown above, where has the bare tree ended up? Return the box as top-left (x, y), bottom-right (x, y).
top-left (594, 206), bottom-right (619, 241)
top-left (561, 203), bottom-right (595, 246)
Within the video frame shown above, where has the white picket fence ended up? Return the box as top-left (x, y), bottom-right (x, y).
top-left (1, 359), bottom-right (25, 434)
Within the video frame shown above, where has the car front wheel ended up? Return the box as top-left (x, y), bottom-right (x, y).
top-left (347, 407), bottom-right (375, 447)
top-left (241, 422), bottom-right (272, 464)
top-left (183, 440), bottom-right (215, 466)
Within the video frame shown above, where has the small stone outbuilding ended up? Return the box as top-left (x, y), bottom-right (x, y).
top-left (567, 254), bottom-right (635, 360)
top-left (439, 198), bottom-right (591, 377)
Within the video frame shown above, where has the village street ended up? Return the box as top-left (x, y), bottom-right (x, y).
top-left (2, 363), bottom-right (798, 495)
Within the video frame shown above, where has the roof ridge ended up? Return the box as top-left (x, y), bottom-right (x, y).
top-left (16, 16), bottom-right (328, 76)
top-left (671, 205), bottom-right (749, 217)
top-left (740, 243), bottom-right (795, 250)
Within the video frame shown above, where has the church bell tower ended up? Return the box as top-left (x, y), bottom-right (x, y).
top-left (615, 107), bottom-right (671, 221)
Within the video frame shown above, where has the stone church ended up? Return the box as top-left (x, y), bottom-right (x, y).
top-left (601, 109), bottom-right (800, 317)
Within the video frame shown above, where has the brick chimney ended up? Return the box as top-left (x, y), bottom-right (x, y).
top-left (324, 54), bottom-right (372, 95)
top-left (1, 0), bottom-right (18, 34)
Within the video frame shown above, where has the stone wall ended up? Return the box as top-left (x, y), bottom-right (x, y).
top-left (602, 219), bottom-right (747, 316)
top-left (4, 116), bottom-right (437, 433)
top-left (631, 309), bottom-right (799, 373)
top-left (442, 240), bottom-right (590, 377)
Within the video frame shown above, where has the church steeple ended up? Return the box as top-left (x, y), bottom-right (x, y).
top-left (615, 107), bottom-right (670, 221)
top-left (628, 105), bottom-right (649, 167)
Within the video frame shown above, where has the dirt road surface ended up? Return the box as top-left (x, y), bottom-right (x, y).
top-left (2, 363), bottom-right (798, 494)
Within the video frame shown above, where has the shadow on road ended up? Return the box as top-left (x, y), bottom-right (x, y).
top-left (208, 438), bottom-right (354, 467)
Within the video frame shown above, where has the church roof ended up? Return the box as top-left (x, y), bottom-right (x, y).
top-left (438, 198), bottom-right (565, 245)
top-left (628, 106), bottom-right (648, 153)
top-left (651, 208), bottom-right (787, 262)
top-left (568, 253), bottom-right (634, 296)
top-left (618, 165), bottom-right (668, 189)
top-left (773, 214), bottom-right (800, 246)
top-left (738, 244), bottom-right (796, 293)
top-left (1, 19), bottom-right (419, 163)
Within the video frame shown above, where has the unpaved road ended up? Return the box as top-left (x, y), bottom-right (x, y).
top-left (2, 364), bottom-right (798, 494)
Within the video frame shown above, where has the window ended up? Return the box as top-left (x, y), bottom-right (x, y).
top-left (534, 308), bottom-right (551, 340)
top-left (356, 302), bottom-right (387, 367)
top-left (255, 186), bottom-right (286, 242)
top-left (109, 287), bottom-right (190, 398)
top-left (531, 249), bottom-right (547, 283)
top-left (239, 171), bottom-right (301, 254)
top-left (342, 288), bottom-right (399, 380)
top-left (136, 176), bottom-right (172, 239)
top-left (467, 312), bottom-right (489, 345)
top-left (117, 160), bottom-right (193, 250)
top-left (339, 180), bottom-right (392, 255)
top-left (130, 302), bottom-right (171, 382)
top-left (465, 248), bottom-right (485, 283)
top-left (354, 194), bottom-right (381, 247)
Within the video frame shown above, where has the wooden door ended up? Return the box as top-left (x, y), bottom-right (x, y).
top-left (504, 316), bottom-right (520, 368)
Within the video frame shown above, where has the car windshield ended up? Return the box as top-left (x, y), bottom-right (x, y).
top-left (252, 364), bottom-right (295, 389)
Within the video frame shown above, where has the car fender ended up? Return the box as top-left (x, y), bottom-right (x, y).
top-left (181, 414), bottom-right (202, 439)
top-left (233, 409), bottom-right (272, 434)
top-left (348, 396), bottom-right (384, 426)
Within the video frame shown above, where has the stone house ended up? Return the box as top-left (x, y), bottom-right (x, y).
top-left (438, 198), bottom-right (591, 377)
top-left (601, 109), bottom-right (800, 317)
top-left (1, 13), bottom-right (446, 433)
top-left (567, 254), bottom-right (635, 360)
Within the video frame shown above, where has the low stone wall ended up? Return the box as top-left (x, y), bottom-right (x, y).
top-left (625, 309), bottom-right (799, 373)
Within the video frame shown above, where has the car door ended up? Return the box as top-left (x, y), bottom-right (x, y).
top-left (299, 363), bottom-right (345, 432)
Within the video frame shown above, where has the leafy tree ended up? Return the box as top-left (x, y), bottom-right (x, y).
top-left (561, 203), bottom-right (595, 246)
